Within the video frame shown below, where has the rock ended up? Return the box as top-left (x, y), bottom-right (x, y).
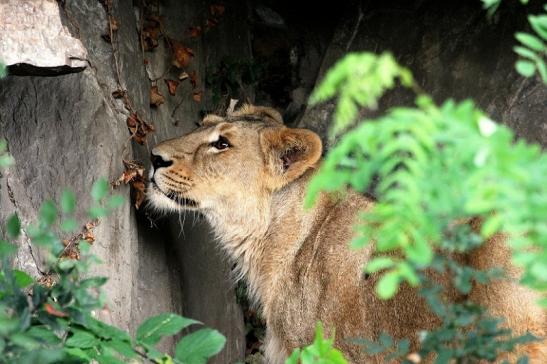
top-left (0, 0), bottom-right (87, 74)
top-left (297, 0), bottom-right (547, 149)
top-left (0, 0), bottom-right (249, 361)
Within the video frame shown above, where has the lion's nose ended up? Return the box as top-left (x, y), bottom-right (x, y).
top-left (151, 152), bottom-right (173, 170)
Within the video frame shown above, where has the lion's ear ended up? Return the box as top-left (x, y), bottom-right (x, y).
top-left (260, 127), bottom-right (322, 189)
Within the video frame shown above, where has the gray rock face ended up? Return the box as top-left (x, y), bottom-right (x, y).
top-left (0, 0), bottom-right (87, 72)
top-left (0, 0), bottom-right (246, 361)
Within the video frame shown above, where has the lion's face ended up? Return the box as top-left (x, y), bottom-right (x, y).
top-left (147, 105), bottom-right (322, 216)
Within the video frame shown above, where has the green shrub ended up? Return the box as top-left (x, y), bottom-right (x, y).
top-left (0, 151), bottom-right (226, 363)
top-left (292, 48), bottom-right (545, 363)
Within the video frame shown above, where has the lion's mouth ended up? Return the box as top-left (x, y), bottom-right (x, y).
top-left (151, 182), bottom-right (199, 208)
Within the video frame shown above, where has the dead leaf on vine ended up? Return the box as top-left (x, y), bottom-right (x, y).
top-left (205, 18), bottom-right (219, 30)
top-left (142, 24), bottom-right (160, 51)
top-left (113, 160), bottom-right (147, 209)
top-left (188, 26), bottom-right (202, 38)
top-left (112, 89), bottom-right (125, 99)
top-left (38, 275), bottom-right (54, 288)
top-left (44, 303), bottom-right (68, 318)
top-left (193, 90), bottom-right (203, 102)
top-left (126, 113), bottom-right (155, 145)
top-left (172, 41), bottom-right (194, 68)
top-left (210, 4), bottom-right (225, 17)
top-left (114, 160), bottom-right (145, 186)
top-left (150, 86), bottom-right (165, 107)
top-left (109, 16), bottom-right (119, 31)
top-left (189, 70), bottom-right (198, 88)
top-left (132, 179), bottom-right (146, 209)
top-left (165, 79), bottom-right (180, 96)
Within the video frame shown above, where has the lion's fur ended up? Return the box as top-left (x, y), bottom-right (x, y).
top-left (147, 105), bottom-right (545, 363)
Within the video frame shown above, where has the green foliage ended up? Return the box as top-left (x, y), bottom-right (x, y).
top-left (0, 61), bottom-right (6, 78)
top-left (294, 49), bottom-right (546, 362)
top-left (483, 1), bottom-right (547, 82)
top-left (481, 0), bottom-right (530, 18)
top-left (309, 52), bottom-right (413, 138)
top-left (0, 140), bottom-right (14, 169)
top-left (0, 157), bottom-right (226, 363)
top-left (174, 328), bottom-right (226, 364)
top-left (306, 52), bottom-right (547, 301)
top-left (285, 323), bottom-right (347, 364)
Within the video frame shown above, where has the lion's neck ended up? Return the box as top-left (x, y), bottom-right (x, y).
top-left (204, 170), bottom-right (329, 307)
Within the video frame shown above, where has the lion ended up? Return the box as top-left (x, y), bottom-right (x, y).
top-left (146, 105), bottom-right (545, 363)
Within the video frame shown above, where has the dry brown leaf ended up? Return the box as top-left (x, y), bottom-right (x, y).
top-left (44, 303), bottom-right (68, 318)
top-left (165, 79), bottom-right (180, 96)
top-left (205, 18), bottom-right (219, 30)
top-left (193, 90), bottom-right (203, 102)
top-left (126, 113), bottom-right (155, 145)
top-left (113, 160), bottom-right (147, 209)
top-left (188, 26), bottom-right (202, 38)
top-left (38, 275), bottom-right (54, 288)
top-left (189, 70), bottom-right (198, 88)
top-left (132, 180), bottom-right (146, 209)
top-left (150, 86), bottom-right (165, 107)
top-left (109, 17), bottom-right (119, 31)
top-left (172, 41), bottom-right (194, 68)
top-left (210, 4), bottom-right (225, 17)
top-left (142, 25), bottom-right (160, 51)
top-left (112, 89), bottom-right (125, 99)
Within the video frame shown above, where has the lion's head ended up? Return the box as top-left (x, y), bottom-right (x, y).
top-left (147, 105), bottom-right (322, 226)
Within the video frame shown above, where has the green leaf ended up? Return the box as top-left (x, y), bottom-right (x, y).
top-left (515, 60), bottom-right (536, 77)
top-left (88, 206), bottom-right (109, 219)
top-left (529, 15), bottom-right (547, 40)
top-left (60, 218), bottom-right (78, 232)
top-left (17, 349), bottom-right (65, 364)
top-left (61, 190), bottom-right (77, 214)
top-left (376, 271), bottom-right (400, 299)
top-left (515, 32), bottom-right (545, 52)
top-left (27, 326), bottom-right (61, 345)
top-left (10, 333), bottom-right (40, 350)
top-left (91, 178), bottom-right (110, 201)
top-left (104, 339), bottom-right (137, 358)
top-left (0, 240), bottom-right (17, 257)
top-left (39, 201), bottom-right (57, 227)
top-left (64, 347), bottom-right (91, 361)
top-left (0, 62), bottom-right (6, 78)
top-left (286, 348), bottom-right (301, 364)
top-left (513, 46), bottom-right (540, 61)
top-left (174, 328), bottom-right (226, 364)
top-left (66, 331), bottom-right (99, 348)
top-left (6, 213), bottom-right (21, 238)
top-left (365, 257), bottom-right (395, 273)
top-left (14, 269), bottom-right (34, 288)
top-left (107, 195), bottom-right (125, 209)
top-left (480, 215), bottom-right (502, 237)
top-left (137, 313), bottom-right (200, 346)
top-left (536, 59), bottom-right (547, 83)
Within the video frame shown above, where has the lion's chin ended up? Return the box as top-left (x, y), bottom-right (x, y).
top-left (146, 183), bottom-right (199, 213)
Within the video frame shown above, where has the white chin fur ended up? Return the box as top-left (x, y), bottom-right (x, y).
top-left (147, 187), bottom-right (186, 213)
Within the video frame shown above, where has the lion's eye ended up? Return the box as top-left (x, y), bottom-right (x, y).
top-left (210, 135), bottom-right (231, 150)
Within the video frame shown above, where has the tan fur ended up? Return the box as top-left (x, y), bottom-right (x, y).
top-left (147, 105), bottom-right (546, 363)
